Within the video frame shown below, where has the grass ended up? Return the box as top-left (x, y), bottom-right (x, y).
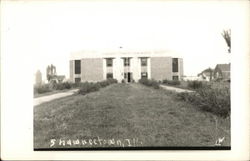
top-left (34, 89), bottom-right (72, 98)
top-left (34, 83), bottom-right (230, 148)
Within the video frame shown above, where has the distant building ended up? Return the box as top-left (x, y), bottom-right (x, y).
top-left (214, 64), bottom-right (230, 81)
top-left (35, 70), bottom-right (42, 85)
top-left (197, 68), bottom-right (214, 81)
top-left (69, 50), bottom-right (184, 83)
top-left (50, 75), bottom-right (66, 83)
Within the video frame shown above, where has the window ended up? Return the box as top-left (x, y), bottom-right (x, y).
top-left (172, 76), bottom-right (179, 81)
top-left (141, 58), bottom-right (147, 66)
top-left (106, 73), bottom-right (113, 79)
top-left (75, 78), bottom-right (81, 83)
top-left (106, 58), bottom-right (113, 67)
top-left (75, 60), bottom-right (81, 74)
top-left (124, 58), bottom-right (130, 66)
top-left (141, 72), bottom-right (148, 79)
top-left (172, 58), bottom-right (178, 72)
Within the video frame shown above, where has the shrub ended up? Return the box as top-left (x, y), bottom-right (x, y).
top-left (176, 85), bottom-right (230, 118)
top-left (55, 83), bottom-right (64, 90)
top-left (34, 84), bottom-right (51, 94)
top-left (162, 79), bottom-right (181, 86)
top-left (62, 82), bottom-right (72, 89)
top-left (121, 79), bottom-right (126, 83)
top-left (78, 79), bottom-right (117, 95)
top-left (152, 81), bottom-right (160, 89)
top-left (187, 80), bottom-right (204, 89)
top-left (195, 86), bottom-right (230, 117)
top-left (49, 82), bottom-right (72, 90)
top-left (99, 81), bottom-right (110, 88)
top-left (139, 78), bottom-right (160, 89)
top-left (107, 78), bottom-right (118, 84)
top-left (78, 82), bottom-right (101, 95)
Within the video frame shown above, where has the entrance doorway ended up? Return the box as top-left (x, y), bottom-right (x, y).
top-left (124, 72), bottom-right (133, 82)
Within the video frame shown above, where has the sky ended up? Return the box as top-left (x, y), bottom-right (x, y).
top-left (2, 0), bottom-right (234, 81)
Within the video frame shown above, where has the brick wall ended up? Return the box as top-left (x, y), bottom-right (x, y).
top-left (81, 58), bottom-right (104, 82)
top-left (150, 57), bottom-right (172, 80)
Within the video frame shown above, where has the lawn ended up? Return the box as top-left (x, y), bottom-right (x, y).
top-left (34, 83), bottom-right (230, 149)
top-left (34, 89), bottom-right (71, 98)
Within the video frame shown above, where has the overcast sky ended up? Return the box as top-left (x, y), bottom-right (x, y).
top-left (2, 1), bottom-right (235, 81)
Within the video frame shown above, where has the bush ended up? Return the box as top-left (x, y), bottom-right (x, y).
top-left (54, 83), bottom-right (64, 90)
top-left (78, 82), bottom-right (100, 95)
top-left (152, 81), bottom-right (160, 89)
top-left (62, 82), bottom-right (72, 89)
top-left (162, 79), bottom-right (181, 86)
top-left (34, 84), bottom-right (51, 94)
top-left (187, 80), bottom-right (204, 89)
top-left (196, 86), bottom-right (230, 117)
top-left (139, 78), bottom-right (160, 89)
top-left (176, 85), bottom-right (230, 118)
top-left (107, 78), bottom-right (118, 84)
top-left (98, 81), bottom-right (110, 88)
top-left (78, 79), bottom-right (117, 95)
top-left (48, 82), bottom-right (72, 90)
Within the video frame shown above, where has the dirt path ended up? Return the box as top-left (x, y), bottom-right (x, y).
top-left (34, 89), bottom-right (79, 106)
top-left (160, 85), bottom-right (194, 93)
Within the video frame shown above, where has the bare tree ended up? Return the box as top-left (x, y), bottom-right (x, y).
top-left (221, 29), bottom-right (231, 53)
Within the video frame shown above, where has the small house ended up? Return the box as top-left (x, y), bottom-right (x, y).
top-left (213, 64), bottom-right (230, 81)
top-left (197, 68), bottom-right (214, 81)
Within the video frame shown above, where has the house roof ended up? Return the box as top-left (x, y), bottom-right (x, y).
top-left (197, 68), bottom-right (213, 76)
top-left (215, 64), bottom-right (230, 72)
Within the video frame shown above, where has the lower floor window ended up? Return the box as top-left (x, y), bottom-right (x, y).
top-left (141, 72), bottom-right (148, 79)
top-left (172, 76), bottom-right (179, 81)
top-left (75, 78), bottom-right (81, 83)
top-left (106, 73), bottom-right (113, 79)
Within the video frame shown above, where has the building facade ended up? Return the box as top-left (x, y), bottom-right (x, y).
top-left (69, 50), bottom-right (183, 83)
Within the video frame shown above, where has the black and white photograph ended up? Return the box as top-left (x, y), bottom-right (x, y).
top-left (1, 0), bottom-right (250, 160)
top-left (32, 1), bottom-right (232, 150)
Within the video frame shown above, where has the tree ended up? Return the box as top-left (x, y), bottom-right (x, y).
top-left (221, 29), bottom-right (231, 53)
top-left (46, 64), bottom-right (57, 82)
top-left (46, 65), bottom-right (51, 82)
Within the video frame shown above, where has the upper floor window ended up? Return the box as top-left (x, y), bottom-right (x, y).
top-left (124, 58), bottom-right (130, 66)
top-left (141, 58), bottom-right (147, 66)
top-left (172, 58), bottom-right (178, 72)
top-left (75, 60), bottom-right (81, 74)
top-left (106, 58), bottom-right (113, 67)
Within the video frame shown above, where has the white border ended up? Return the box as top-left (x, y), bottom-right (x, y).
top-left (1, 0), bottom-right (249, 160)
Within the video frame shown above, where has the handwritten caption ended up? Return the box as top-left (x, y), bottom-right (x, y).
top-left (50, 137), bottom-right (143, 147)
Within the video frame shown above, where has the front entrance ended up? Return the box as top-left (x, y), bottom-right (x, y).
top-left (124, 72), bottom-right (133, 82)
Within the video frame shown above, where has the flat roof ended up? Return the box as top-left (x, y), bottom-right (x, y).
top-left (70, 49), bottom-right (182, 60)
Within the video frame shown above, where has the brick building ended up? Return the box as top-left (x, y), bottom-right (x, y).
top-left (69, 50), bottom-right (183, 83)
